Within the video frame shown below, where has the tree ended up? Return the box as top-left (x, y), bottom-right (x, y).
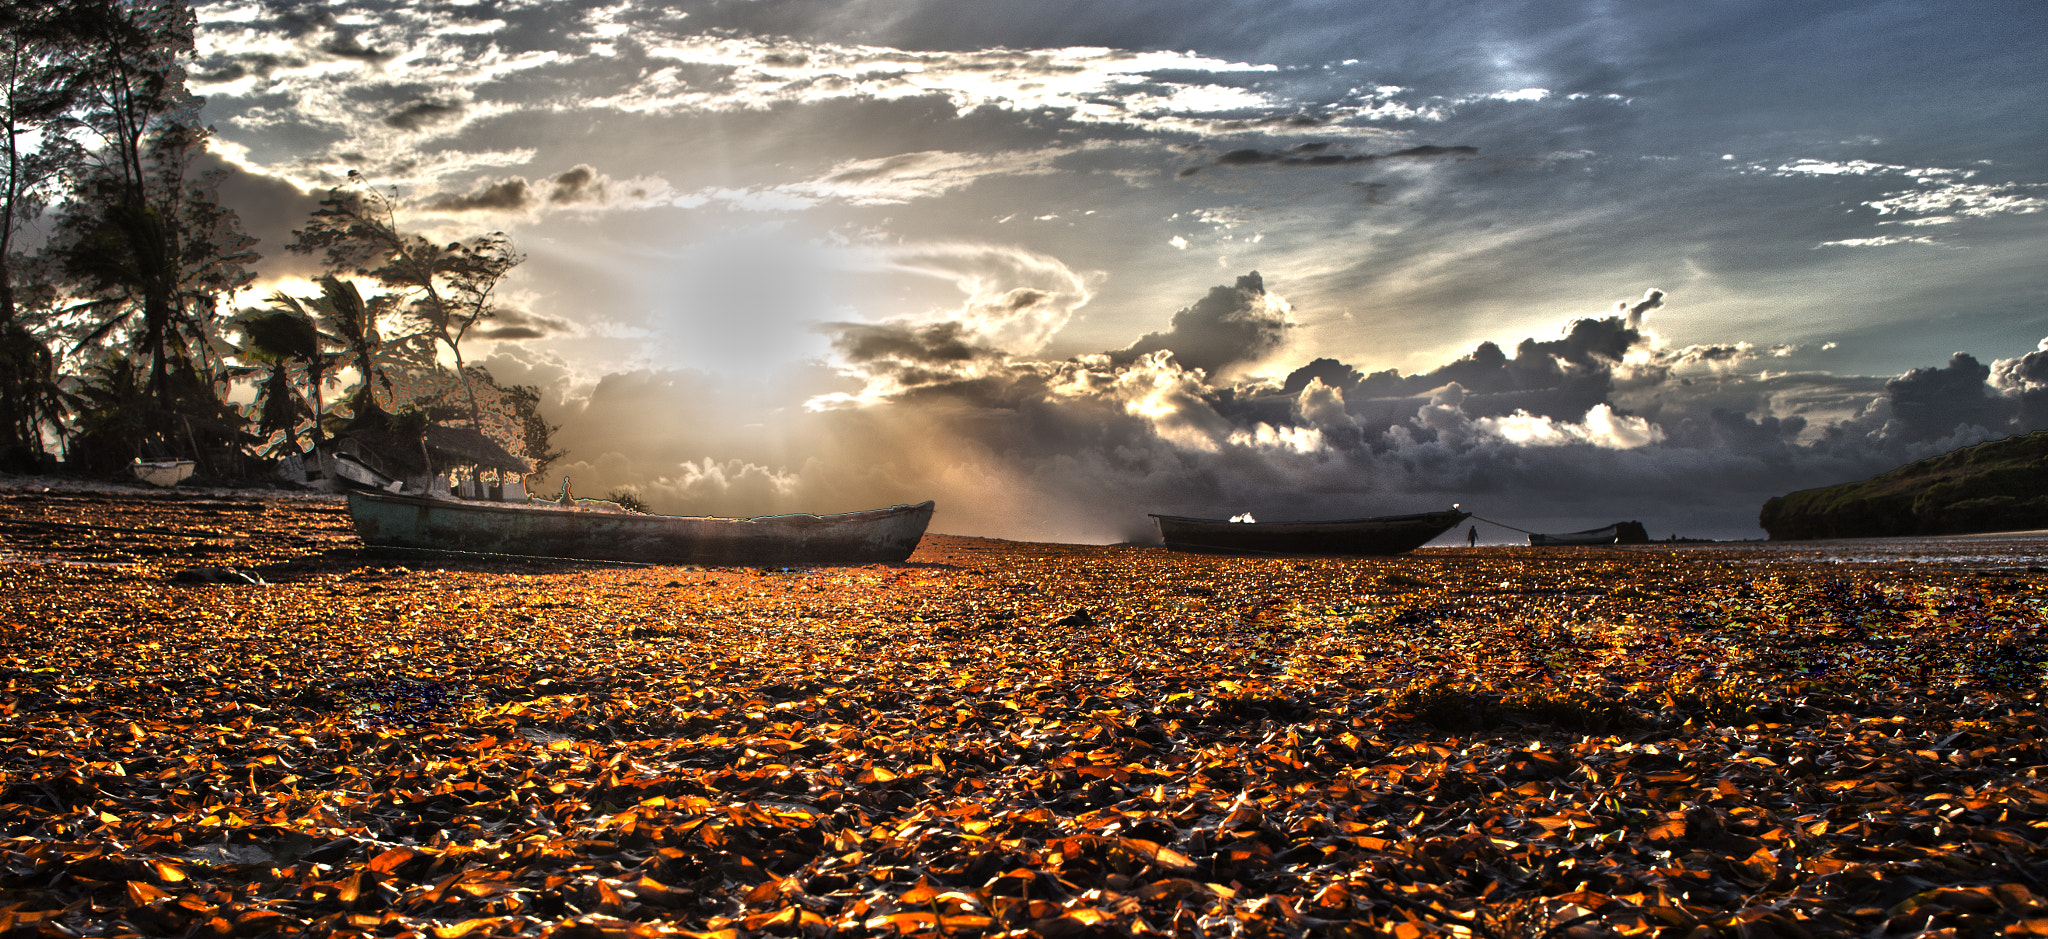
top-left (289, 174), bottom-right (523, 435)
top-left (231, 306), bottom-right (324, 455)
top-left (0, 0), bottom-right (86, 328)
top-left (0, 2), bottom-right (89, 465)
top-left (65, 350), bottom-right (250, 472)
top-left (265, 275), bottom-right (392, 435)
top-left (501, 381), bottom-right (565, 483)
top-left (0, 316), bottom-right (66, 470)
top-left (50, 0), bottom-right (193, 209)
top-left (42, 0), bottom-right (258, 465)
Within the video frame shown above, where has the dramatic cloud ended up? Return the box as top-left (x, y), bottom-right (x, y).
top-left (383, 99), bottom-right (466, 131)
top-left (424, 177), bottom-right (533, 212)
top-left (1114, 271), bottom-right (1293, 377)
top-left (535, 276), bottom-right (2048, 543)
top-left (1883, 353), bottom-right (2011, 444)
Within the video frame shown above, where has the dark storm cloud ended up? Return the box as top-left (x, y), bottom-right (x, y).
top-left (1385, 145), bottom-right (1481, 160)
top-left (191, 53), bottom-right (299, 83)
top-left (383, 100), bottom-right (465, 130)
top-left (1993, 343), bottom-right (2048, 430)
top-left (548, 165), bottom-right (609, 204)
top-left (473, 307), bottom-right (576, 341)
top-left (1883, 352), bottom-right (2013, 443)
top-left (1187, 143), bottom-right (1478, 175)
top-left (424, 177), bottom-right (535, 212)
top-left (833, 321), bottom-right (991, 366)
top-left (1998, 347), bottom-right (2048, 388)
top-left (1113, 271), bottom-right (1292, 375)
top-left (1280, 358), bottom-right (1364, 395)
top-left (1262, 311), bottom-right (1645, 426)
top-left (825, 321), bottom-right (1008, 390)
top-left (419, 166), bottom-right (633, 213)
top-left (320, 30), bottom-right (393, 63)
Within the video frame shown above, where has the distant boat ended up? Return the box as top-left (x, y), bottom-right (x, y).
top-left (345, 490), bottom-right (935, 566)
top-left (1150, 509), bottom-right (1470, 556)
top-left (130, 459), bottom-right (195, 488)
top-left (1529, 521), bottom-right (1650, 546)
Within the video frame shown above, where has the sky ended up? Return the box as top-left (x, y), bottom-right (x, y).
top-left (187, 0), bottom-right (2048, 542)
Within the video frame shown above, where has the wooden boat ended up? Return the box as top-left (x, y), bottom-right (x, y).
top-left (331, 452), bottom-right (403, 492)
top-left (1149, 509), bottom-right (1469, 556)
top-left (131, 459), bottom-right (195, 487)
top-left (1529, 521), bottom-right (1649, 546)
top-left (345, 489), bottom-right (935, 566)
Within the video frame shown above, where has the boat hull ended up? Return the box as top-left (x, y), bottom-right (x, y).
top-left (131, 460), bottom-right (195, 488)
top-left (1530, 526), bottom-right (1619, 546)
top-left (1529, 521), bottom-right (1648, 546)
top-left (346, 492), bottom-right (935, 566)
top-left (1150, 510), bottom-right (1469, 556)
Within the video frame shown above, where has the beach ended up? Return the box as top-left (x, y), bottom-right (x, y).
top-left (1, 482), bottom-right (2044, 937)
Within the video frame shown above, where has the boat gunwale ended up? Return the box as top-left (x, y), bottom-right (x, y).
top-left (348, 489), bottom-right (935, 525)
top-left (1148, 509), bottom-right (1467, 529)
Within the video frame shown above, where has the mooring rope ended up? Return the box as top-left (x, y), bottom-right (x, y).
top-left (1468, 514), bottom-right (1540, 535)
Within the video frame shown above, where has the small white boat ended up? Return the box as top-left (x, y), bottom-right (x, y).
top-left (131, 460), bottom-right (196, 488)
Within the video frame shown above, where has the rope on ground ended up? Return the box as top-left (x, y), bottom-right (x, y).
top-left (1469, 514), bottom-right (1539, 535)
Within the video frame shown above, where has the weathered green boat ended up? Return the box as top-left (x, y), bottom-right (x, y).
top-left (345, 490), bottom-right (935, 566)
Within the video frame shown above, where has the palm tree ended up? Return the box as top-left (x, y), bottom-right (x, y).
top-left (231, 306), bottom-right (324, 454)
top-left (268, 275), bottom-right (396, 431)
top-left (289, 176), bottom-right (521, 434)
top-left (60, 200), bottom-right (194, 455)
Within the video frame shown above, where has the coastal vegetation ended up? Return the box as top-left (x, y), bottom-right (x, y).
top-left (1761, 431), bottom-right (2048, 539)
top-left (0, 0), bottom-right (553, 483)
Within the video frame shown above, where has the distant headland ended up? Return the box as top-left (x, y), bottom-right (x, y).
top-left (1761, 431), bottom-right (2048, 540)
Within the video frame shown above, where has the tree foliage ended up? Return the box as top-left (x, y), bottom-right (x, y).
top-left (289, 173), bottom-right (524, 435)
top-left (0, 0), bottom-right (558, 484)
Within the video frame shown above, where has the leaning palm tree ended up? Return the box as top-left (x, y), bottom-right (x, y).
top-left (269, 275), bottom-right (388, 433)
top-left (231, 306), bottom-right (324, 454)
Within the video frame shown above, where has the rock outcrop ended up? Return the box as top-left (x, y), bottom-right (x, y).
top-left (1760, 431), bottom-right (2048, 540)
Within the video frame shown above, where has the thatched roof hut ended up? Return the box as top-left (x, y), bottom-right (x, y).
top-left (330, 424), bottom-right (527, 479)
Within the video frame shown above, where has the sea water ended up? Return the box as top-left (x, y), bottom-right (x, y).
top-left (1642, 529), bottom-right (2048, 569)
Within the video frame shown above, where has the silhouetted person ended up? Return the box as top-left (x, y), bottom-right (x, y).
top-left (1467, 525), bottom-right (1478, 548)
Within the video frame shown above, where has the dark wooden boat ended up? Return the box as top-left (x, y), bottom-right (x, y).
top-left (1530, 525), bottom-right (1620, 546)
top-left (1529, 521), bottom-right (1649, 546)
top-left (346, 490), bottom-right (935, 566)
top-left (1149, 509), bottom-right (1469, 556)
